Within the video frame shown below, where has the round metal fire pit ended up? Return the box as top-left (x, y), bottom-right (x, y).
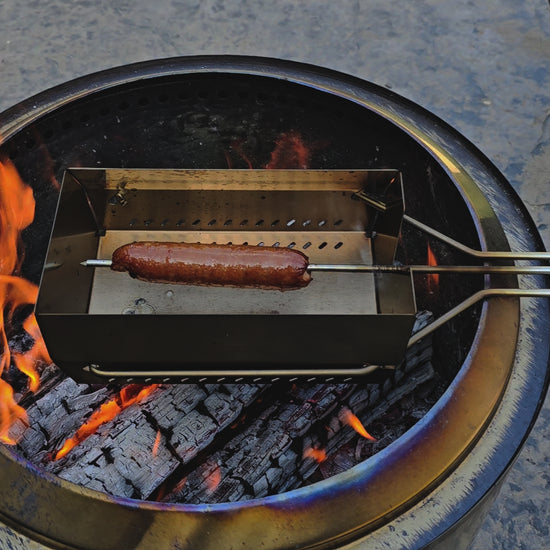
top-left (0, 56), bottom-right (548, 550)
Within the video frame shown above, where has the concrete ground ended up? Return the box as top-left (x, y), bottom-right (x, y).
top-left (0, 1), bottom-right (549, 548)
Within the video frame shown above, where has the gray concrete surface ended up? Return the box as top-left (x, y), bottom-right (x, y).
top-left (0, 1), bottom-right (549, 548)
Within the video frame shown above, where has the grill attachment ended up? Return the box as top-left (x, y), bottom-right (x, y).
top-left (37, 168), bottom-right (416, 383)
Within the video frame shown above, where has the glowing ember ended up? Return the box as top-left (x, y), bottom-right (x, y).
top-left (54, 384), bottom-right (158, 460)
top-left (303, 446), bottom-right (327, 463)
top-left (265, 130), bottom-right (311, 169)
top-left (152, 429), bottom-right (162, 457)
top-left (0, 158), bottom-right (50, 444)
top-left (204, 460), bottom-right (222, 494)
top-left (340, 408), bottom-right (376, 441)
top-left (173, 476), bottom-right (188, 494)
top-left (426, 243), bottom-right (440, 295)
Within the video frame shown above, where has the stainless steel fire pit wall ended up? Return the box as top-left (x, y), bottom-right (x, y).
top-left (0, 57), bottom-right (548, 550)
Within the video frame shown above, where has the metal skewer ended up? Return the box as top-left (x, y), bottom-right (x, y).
top-left (81, 259), bottom-right (550, 276)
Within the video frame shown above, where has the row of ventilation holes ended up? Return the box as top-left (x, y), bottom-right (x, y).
top-left (107, 376), bottom-right (353, 384)
top-left (130, 218), bottom-right (344, 228)
top-left (11, 89), bottom-right (343, 155)
top-left (128, 218), bottom-right (345, 249)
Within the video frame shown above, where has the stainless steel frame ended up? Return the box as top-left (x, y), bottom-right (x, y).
top-left (36, 167), bottom-right (415, 382)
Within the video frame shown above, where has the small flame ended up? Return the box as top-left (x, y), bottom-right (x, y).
top-left (426, 243), bottom-right (440, 294)
top-left (152, 429), bottom-right (162, 457)
top-left (303, 446), bottom-right (327, 463)
top-left (54, 384), bottom-right (158, 460)
top-left (341, 408), bottom-right (376, 441)
top-left (265, 131), bottom-right (311, 169)
top-left (225, 139), bottom-right (253, 170)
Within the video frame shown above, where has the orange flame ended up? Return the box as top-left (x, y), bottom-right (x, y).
top-left (152, 429), bottom-right (162, 457)
top-left (426, 243), bottom-right (440, 294)
top-left (0, 158), bottom-right (50, 444)
top-left (0, 160), bottom-right (35, 275)
top-left (54, 384), bottom-right (158, 460)
top-left (303, 446), bottom-right (327, 463)
top-left (341, 408), bottom-right (376, 441)
top-left (265, 131), bottom-right (311, 169)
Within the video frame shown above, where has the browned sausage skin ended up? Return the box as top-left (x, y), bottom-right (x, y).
top-left (111, 242), bottom-right (312, 290)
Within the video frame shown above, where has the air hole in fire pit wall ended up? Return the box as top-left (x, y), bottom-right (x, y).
top-left (334, 219), bottom-right (343, 226)
top-left (208, 219), bottom-right (217, 226)
top-left (224, 219), bottom-right (233, 226)
top-left (303, 219), bottom-right (311, 227)
top-left (192, 219), bottom-right (200, 225)
top-left (318, 242), bottom-right (327, 249)
top-left (255, 219), bottom-right (264, 226)
top-left (240, 219), bottom-right (248, 226)
top-left (303, 242), bottom-right (312, 249)
top-left (287, 219), bottom-right (296, 227)
top-left (271, 219), bottom-right (280, 226)
top-left (288, 241), bottom-right (296, 248)
top-left (334, 242), bottom-right (343, 249)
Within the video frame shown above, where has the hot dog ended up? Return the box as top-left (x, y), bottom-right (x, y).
top-left (111, 241), bottom-right (312, 290)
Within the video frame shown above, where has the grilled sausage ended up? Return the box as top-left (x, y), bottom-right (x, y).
top-left (111, 241), bottom-right (312, 290)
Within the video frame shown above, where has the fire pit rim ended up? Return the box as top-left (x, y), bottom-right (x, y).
top-left (0, 55), bottom-right (547, 550)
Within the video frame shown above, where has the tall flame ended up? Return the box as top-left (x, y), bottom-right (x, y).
top-left (0, 160), bottom-right (35, 275)
top-left (0, 158), bottom-right (50, 444)
top-left (340, 408), bottom-right (377, 441)
top-left (54, 384), bottom-right (158, 460)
